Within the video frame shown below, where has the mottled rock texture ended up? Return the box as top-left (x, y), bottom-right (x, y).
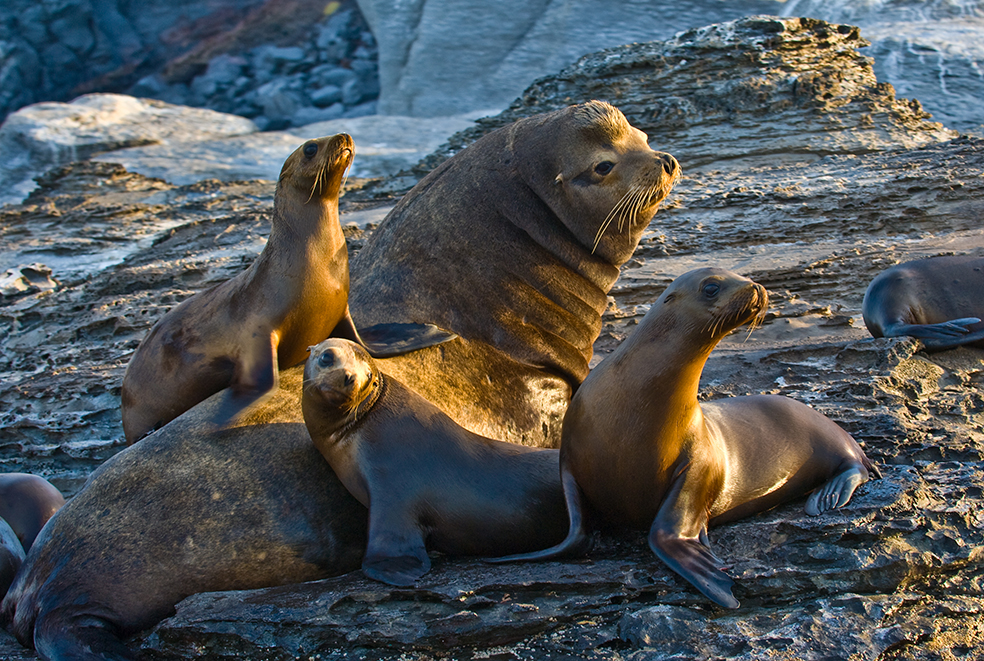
top-left (0, 93), bottom-right (257, 206)
top-left (0, 15), bottom-right (983, 661)
top-left (358, 0), bottom-right (984, 135)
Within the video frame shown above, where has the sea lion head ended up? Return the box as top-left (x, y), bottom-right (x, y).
top-left (278, 133), bottom-right (355, 204)
top-left (652, 267), bottom-right (769, 344)
top-left (516, 100), bottom-right (680, 265)
top-left (302, 338), bottom-right (382, 438)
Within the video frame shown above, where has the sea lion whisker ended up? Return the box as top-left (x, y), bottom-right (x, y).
top-left (594, 189), bottom-right (637, 252)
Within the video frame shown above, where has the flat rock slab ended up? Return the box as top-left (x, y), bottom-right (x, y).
top-left (0, 94), bottom-right (257, 206)
top-left (92, 113), bottom-right (478, 184)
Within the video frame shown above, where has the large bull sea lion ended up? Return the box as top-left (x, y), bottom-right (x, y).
top-left (351, 100), bottom-right (680, 447)
top-left (494, 268), bottom-right (879, 608)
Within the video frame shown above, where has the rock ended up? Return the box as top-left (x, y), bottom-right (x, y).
top-left (0, 264), bottom-right (58, 297)
top-left (0, 93), bottom-right (257, 206)
top-left (2, 14), bottom-right (984, 661)
top-left (358, 0), bottom-right (984, 133)
top-left (90, 112), bottom-right (476, 183)
top-left (413, 16), bottom-right (956, 182)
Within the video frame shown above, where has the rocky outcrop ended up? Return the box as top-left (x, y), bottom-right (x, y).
top-left (0, 0), bottom-right (379, 129)
top-left (0, 93), bottom-right (257, 205)
top-left (1, 15), bottom-right (983, 661)
top-left (358, 0), bottom-right (984, 135)
top-left (416, 16), bottom-right (956, 176)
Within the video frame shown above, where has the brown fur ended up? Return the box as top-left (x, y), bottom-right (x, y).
top-left (121, 134), bottom-right (356, 443)
top-left (350, 101), bottom-right (681, 447)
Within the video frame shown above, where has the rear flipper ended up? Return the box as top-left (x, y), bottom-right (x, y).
top-left (35, 607), bottom-right (139, 661)
top-left (805, 465), bottom-right (868, 516)
top-left (362, 508), bottom-right (431, 586)
top-left (486, 468), bottom-right (592, 563)
top-left (332, 309), bottom-right (458, 359)
top-left (883, 318), bottom-right (984, 350)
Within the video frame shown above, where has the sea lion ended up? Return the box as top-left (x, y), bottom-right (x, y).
top-left (120, 133), bottom-right (454, 444)
top-left (350, 100), bottom-right (680, 447)
top-left (862, 254), bottom-right (984, 350)
top-left (494, 268), bottom-right (878, 608)
top-left (0, 518), bottom-right (25, 597)
top-left (0, 473), bottom-right (65, 551)
top-left (1, 368), bottom-right (368, 661)
top-left (302, 338), bottom-right (567, 586)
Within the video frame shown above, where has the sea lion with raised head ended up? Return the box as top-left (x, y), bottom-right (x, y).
top-left (302, 338), bottom-right (567, 586)
top-left (121, 133), bottom-right (454, 444)
top-left (862, 254), bottom-right (984, 350)
top-left (494, 268), bottom-right (878, 608)
top-left (1, 369), bottom-right (368, 661)
top-left (350, 100), bottom-right (680, 447)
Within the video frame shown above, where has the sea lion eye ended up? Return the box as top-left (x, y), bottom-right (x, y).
top-left (594, 161), bottom-right (615, 176)
top-left (303, 142), bottom-right (318, 158)
top-left (702, 282), bottom-right (721, 298)
top-left (317, 351), bottom-right (336, 368)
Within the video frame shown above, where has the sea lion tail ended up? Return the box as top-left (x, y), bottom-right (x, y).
top-left (34, 606), bottom-right (139, 661)
top-left (486, 468), bottom-right (592, 563)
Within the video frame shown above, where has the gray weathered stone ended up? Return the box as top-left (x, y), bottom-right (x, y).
top-left (0, 93), bottom-right (257, 206)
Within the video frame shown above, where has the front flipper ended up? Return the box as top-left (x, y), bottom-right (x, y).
top-left (648, 468), bottom-right (738, 609)
top-left (211, 333), bottom-right (278, 429)
top-left (883, 318), bottom-right (984, 349)
top-left (487, 468), bottom-right (592, 563)
top-left (362, 505), bottom-right (431, 586)
top-left (805, 465), bottom-right (867, 516)
top-left (332, 308), bottom-right (457, 358)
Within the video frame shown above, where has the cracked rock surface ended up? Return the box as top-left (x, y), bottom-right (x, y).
top-left (0, 16), bottom-right (982, 661)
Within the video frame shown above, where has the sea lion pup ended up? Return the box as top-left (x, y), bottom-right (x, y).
top-left (1, 368), bottom-right (368, 661)
top-left (350, 100), bottom-right (680, 447)
top-left (493, 268), bottom-right (879, 609)
top-left (302, 338), bottom-right (568, 586)
top-left (121, 133), bottom-right (455, 444)
top-left (0, 473), bottom-right (64, 551)
top-left (862, 254), bottom-right (984, 350)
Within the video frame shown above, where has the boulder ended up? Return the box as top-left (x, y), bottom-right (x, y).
top-left (0, 93), bottom-right (256, 205)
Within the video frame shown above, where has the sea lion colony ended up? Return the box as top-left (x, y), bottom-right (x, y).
top-left (0, 100), bottom-right (975, 660)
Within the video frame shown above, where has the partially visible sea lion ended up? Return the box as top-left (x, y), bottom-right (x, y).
top-left (0, 518), bottom-right (25, 597)
top-left (120, 133), bottom-right (454, 444)
top-left (302, 338), bottom-right (567, 586)
top-left (494, 268), bottom-right (878, 608)
top-left (1, 368), bottom-right (368, 661)
top-left (862, 254), bottom-right (984, 350)
top-left (0, 473), bottom-right (64, 551)
top-left (350, 100), bottom-right (680, 447)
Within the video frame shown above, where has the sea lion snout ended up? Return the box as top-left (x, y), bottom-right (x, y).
top-left (305, 339), bottom-right (376, 410)
top-left (655, 151), bottom-right (680, 177)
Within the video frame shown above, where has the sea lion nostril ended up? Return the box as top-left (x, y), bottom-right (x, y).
top-left (661, 155), bottom-right (678, 175)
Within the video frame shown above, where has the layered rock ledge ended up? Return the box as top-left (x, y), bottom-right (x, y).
top-left (0, 16), bottom-right (982, 661)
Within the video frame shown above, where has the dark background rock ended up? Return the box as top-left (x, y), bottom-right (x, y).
top-left (0, 0), bottom-right (378, 130)
top-left (1, 13), bottom-right (984, 661)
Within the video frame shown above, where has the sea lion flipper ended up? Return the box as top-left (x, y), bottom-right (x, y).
top-left (883, 317), bottom-right (981, 342)
top-left (648, 470), bottom-right (739, 609)
top-left (331, 309), bottom-right (457, 358)
top-left (362, 507), bottom-right (431, 586)
top-left (486, 467), bottom-right (592, 563)
top-left (211, 335), bottom-right (279, 429)
top-left (804, 465), bottom-right (868, 516)
top-left (357, 322), bottom-right (458, 358)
